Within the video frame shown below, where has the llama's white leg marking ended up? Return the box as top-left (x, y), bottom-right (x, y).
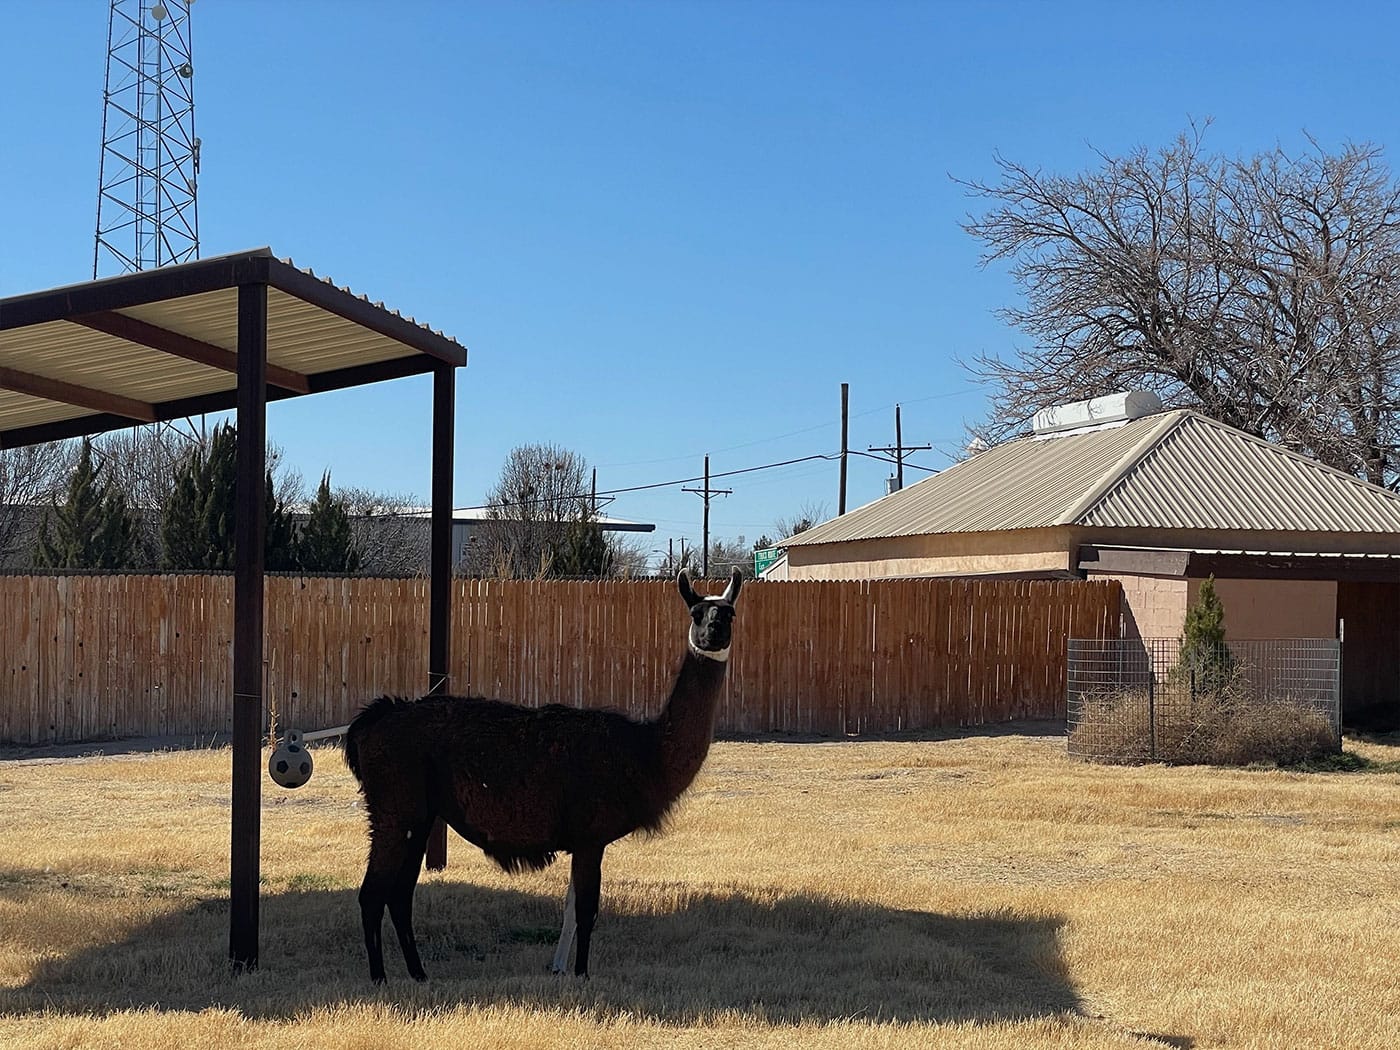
top-left (550, 876), bottom-right (577, 974)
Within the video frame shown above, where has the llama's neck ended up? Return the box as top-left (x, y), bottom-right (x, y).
top-left (654, 649), bottom-right (729, 802)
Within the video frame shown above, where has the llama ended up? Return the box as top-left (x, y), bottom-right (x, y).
top-left (344, 567), bottom-right (743, 982)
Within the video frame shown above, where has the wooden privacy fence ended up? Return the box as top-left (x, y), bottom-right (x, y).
top-left (0, 575), bottom-right (1122, 744)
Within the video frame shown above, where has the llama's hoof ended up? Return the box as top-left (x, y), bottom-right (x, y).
top-left (371, 974), bottom-right (387, 986)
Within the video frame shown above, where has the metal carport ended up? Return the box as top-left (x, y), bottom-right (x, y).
top-left (0, 247), bottom-right (468, 970)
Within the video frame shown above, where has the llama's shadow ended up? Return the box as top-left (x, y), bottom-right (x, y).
top-left (1, 874), bottom-right (1082, 1027)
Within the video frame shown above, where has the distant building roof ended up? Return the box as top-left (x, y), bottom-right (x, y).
top-left (785, 410), bottom-right (1400, 546)
top-left (405, 507), bottom-right (655, 533)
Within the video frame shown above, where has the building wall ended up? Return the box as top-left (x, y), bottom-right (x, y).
top-left (783, 525), bottom-right (1358, 646)
top-left (1096, 573), bottom-right (1188, 639)
top-left (784, 528), bottom-right (1076, 581)
top-left (1094, 575), bottom-right (1339, 641)
top-left (1192, 577), bottom-right (1338, 640)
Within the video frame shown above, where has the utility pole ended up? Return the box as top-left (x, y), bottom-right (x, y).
top-left (839, 382), bottom-right (849, 515)
top-left (868, 403), bottom-right (932, 492)
top-left (682, 454), bottom-right (731, 576)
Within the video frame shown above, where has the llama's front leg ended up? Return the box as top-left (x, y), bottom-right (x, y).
top-left (386, 820), bottom-right (432, 982)
top-left (549, 876), bottom-right (577, 974)
top-left (570, 847), bottom-right (604, 978)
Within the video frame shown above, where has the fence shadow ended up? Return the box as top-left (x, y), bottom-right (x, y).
top-left (1, 875), bottom-right (1082, 1027)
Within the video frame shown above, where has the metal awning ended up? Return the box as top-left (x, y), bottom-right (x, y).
top-left (0, 247), bottom-right (467, 973)
top-left (0, 247), bottom-right (466, 446)
top-left (1079, 544), bottom-right (1400, 582)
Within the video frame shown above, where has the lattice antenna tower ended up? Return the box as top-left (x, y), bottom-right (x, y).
top-left (94, 0), bottom-right (200, 279)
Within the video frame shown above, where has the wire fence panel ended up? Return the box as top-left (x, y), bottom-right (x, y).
top-left (1066, 638), bottom-right (1341, 764)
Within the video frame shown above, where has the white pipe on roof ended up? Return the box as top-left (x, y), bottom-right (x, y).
top-left (1033, 391), bottom-right (1163, 436)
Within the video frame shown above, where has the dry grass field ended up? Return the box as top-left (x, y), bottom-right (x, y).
top-left (1, 725), bottom-right (1398, 1050)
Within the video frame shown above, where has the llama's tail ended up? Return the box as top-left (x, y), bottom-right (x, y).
top-left (343, 696), bottom-right (402, 783)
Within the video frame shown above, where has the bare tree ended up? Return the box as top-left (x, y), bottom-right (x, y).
top-left (0, 441), bottom-right (78, 568)
top-left (652, 540), bottom-right (700, 579)
top-left (960, 127), bottom-right (1400, 488)
top-left (706, 535), bottom-right (755, 579)
top-left (773, 501), bottom-right (830, 542)
top-left (606, 533), bottom-right (653, 577)
top-left (338, 487), bottom-right (432, 576)
top-left (463, 444), bottom-right (605, 578)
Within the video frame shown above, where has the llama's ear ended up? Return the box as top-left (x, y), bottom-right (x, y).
top-left (677, 569), bottom-right (701, 608)
top-left (723, 567), bottom-right (743, 604)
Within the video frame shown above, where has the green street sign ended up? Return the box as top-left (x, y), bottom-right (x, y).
top-left (753, 547), bottom-right (782, 576)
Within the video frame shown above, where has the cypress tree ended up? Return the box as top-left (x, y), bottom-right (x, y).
top-left (551, 515), bottom-right (612, 578)
top-left (1177, 575), bottom-right (1233, 695)
top-left (161, 452), bottom-right (206, 569)
top-left (296, 471), bottom-right (361, 573)
top-left (161, 422), bottom-right (297, 570)
top-left (200, 422), bottom-right (238, 570)
top-left (265, 473), bottom-right (299, 572)
top-left (35, 439), bottom-right (136, 570)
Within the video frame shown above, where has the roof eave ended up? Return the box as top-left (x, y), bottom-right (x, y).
top-left (0, 249), bottom-right (277, 331)
top-left (265, 257), bottom-right (466, 368)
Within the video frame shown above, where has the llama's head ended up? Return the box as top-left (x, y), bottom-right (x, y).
top-left (677, 568), bottom-right (743, 660)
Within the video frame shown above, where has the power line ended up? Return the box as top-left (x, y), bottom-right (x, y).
top-left (595, 453), bottom-right (837, 496)
top-left (451, 452), bottom-right (838, 512)
top-left (596, 385), bottom-right (984, 470)
top-left (851, 449), bottom-right (938, 473)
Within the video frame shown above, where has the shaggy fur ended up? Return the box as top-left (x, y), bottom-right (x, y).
top-left (346, 568), bottom-right (742, 982)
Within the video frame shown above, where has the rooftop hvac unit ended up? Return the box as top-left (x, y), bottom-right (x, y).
top-left (1033, 391), bottom-right (1163, 437)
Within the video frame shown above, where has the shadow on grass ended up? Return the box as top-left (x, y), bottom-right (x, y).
top-left (1, 874), bottom-right (1084, 1027)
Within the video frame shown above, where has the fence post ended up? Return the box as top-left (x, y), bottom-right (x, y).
top-left (1332, 634), bottom-right (1344, 749)
top-left (1147, 668), bottom-right (1156, 761)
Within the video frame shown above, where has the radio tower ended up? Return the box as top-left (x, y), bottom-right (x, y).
top-left (93, 0), bottom-right (200, 279)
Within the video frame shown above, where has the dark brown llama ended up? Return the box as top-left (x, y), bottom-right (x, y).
top-left (344, 567), bottom-right (743, 982)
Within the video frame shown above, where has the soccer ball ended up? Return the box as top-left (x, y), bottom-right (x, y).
top-left (269, 730), bottom-right (314, 789)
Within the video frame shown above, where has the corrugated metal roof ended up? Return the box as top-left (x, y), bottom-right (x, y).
top-left (786, 410), bottom-right (1400, 545)
top-left (0, 248), bottom-right (467, 447)
top-left (1085, 415), bottom-right (1400, 532)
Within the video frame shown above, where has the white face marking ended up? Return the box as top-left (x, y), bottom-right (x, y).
top-left (688, 595), bottom-right (735, 661)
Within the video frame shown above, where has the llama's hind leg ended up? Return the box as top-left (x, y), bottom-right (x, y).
top-left (549, 876), bottom-right (577, 974)
top-left (570, 847), bottom-right (604, 978)
top-left (359, 861), bottom-right (392, 983)
top-left (386, 820), bottom-right (433, 982)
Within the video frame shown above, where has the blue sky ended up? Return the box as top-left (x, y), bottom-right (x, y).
top-left (3, 1), bottom-right (1398, 562)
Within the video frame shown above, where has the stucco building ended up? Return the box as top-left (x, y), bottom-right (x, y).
top-left (781, 396), bottom-right (1400, 726)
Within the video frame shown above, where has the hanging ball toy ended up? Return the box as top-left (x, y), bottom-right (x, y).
top-left (269, 729), bottom-right (314, 789)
